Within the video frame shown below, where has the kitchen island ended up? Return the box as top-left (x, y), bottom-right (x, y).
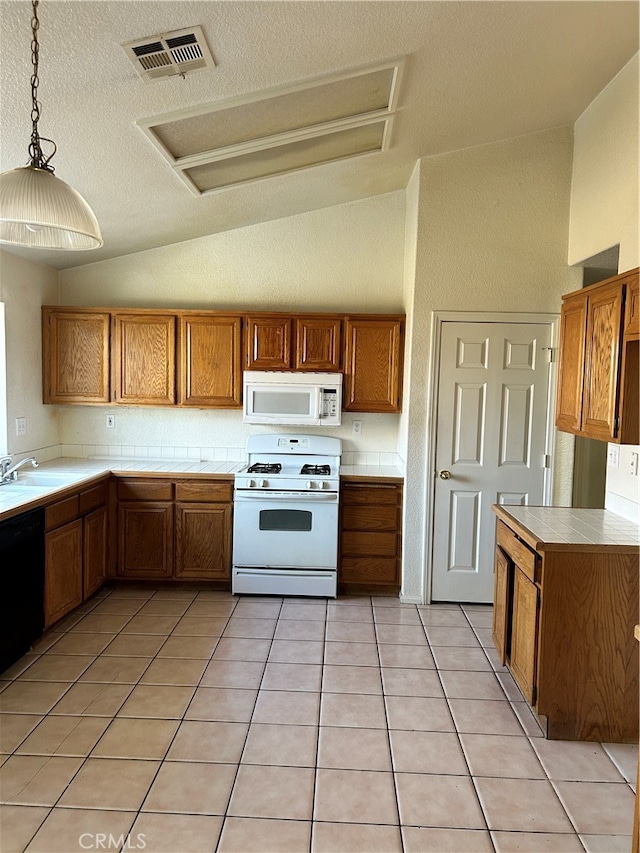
top-left (492, 504), bottom-right (639, 742)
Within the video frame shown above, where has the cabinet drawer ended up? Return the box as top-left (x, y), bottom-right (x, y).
top-left (341, 483), bottom-right (401, 505)
top-left (175, 480), bottom-right (233, 503)
top-left (116, 479), bottom-right (173, 501)
top-left (340, 557), bottom-right (398, 585)
top-left (45, 495), bottom-right (80, 531)
top-left (496, 520), bottom-right (537, 582)
top-left (341, 531), bottom-right (398, 557)
top-left (79, 481), bottom-right (108, 515)
top-left (342, 504), bottom-right (398, 531)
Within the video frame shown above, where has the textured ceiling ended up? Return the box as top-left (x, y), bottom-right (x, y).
top-left (0, 1), bottom-right (638, 270)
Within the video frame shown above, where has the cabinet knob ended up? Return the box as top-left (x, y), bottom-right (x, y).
top-left (439, 470), bottom-right (451, 480)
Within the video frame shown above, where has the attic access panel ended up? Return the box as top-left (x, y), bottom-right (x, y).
top-left (137, 60), bottom-right (403, 195)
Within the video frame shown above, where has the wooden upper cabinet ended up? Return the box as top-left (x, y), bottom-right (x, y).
top-left (294, 316), bottom-right (341, 371)
top-left (42, 308), bottom-right (110, 403)
top-left (245, 316), bottom-right (292, 369)
top-left (178, 314), bottom-right (242, 407)
top-left (343, 316), bottom-right (404, 412)
top-left (581, 281), bottom-right (624, 442)
top-left (624, 273), bottom-right (639, 339)
top-left (113, 313), bottom-right (176, 405)
top-left (555, 293), bottom-right (587, 435)
top-left (556, 269), bottom-right (639, 444)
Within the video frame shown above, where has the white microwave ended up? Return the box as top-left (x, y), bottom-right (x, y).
top-left (243, 371), bottom-right (342, 426)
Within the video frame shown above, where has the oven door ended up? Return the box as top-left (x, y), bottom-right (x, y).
top-left (232, 491), bottom-right (338, 570)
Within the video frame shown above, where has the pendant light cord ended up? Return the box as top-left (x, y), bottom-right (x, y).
top-left (28, 0), bottom-right (56, 172)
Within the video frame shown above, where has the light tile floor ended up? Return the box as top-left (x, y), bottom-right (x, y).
top-left (0, 587), bottom-right (636, 853)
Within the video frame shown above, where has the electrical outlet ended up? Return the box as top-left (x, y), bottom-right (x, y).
top-left (607, 444), bottom-right (619, 468)
top-left (352, 420), bottom-right (362, 435)
top-left (106, 414), bottom-right (116, 429)
top-left (15, 417), bottom-right (26, 436)
top-left (630, 452), bottom-right (639, 477)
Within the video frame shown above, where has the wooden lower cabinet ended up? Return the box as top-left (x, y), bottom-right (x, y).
top-left (43, 479), bottom-right (109, 627)
top-left (509, 567), bottom-right (539, 705)
top-left (83, 506), bottom-right (108, 599)
top-left (44, 519), bottom-right (83, 628)
top-left (339, 479), bottom-right (402, 593)
top-left (117, 502), bottom-right (174, 579)
top-left (175, 503), bottom-right (231, 579)
top-left (114, 477), bottom-right (233, 583)
top-left (491, 546), bottom-right (510, 664)
top-left (493, 510), bottom-right (639, 741)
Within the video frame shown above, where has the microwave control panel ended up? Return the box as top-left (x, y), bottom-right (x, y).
top-left (321, 388), bottom-right (339, 417)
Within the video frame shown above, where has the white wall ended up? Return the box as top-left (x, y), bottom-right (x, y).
top-left (569, 52), bottom-right (640, 522)
top-left (401, 126), bottom-right (580, 601)
top-left (57, 192), bottom-right (407, 459)
top-left (0, 249), bottom-right (59, 458)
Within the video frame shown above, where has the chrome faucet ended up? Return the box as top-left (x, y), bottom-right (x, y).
top-left (0, 456), bottom-right (38, 484)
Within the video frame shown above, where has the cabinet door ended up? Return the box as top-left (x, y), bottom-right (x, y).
top-left (117, 502), bottom-right (173, 578)
top-left (245, 316), bottom-right (292, 369)
top-left (294, 317), bottom-right (341, 371)
top-left (175, 503), bottom-right (231, 580)
top-left (555, 292), bottom-right (587, 434)
top-left (624, 276), bottom-right (639, 339)
top-left (582, 281), bottom-right (624, 442)
top-left (492, 546), bottom-right (511, 665)
top-left (114, 313), bottom-right (176, 405)
top-left (179, 315), bottom-right (242, 407)
top-left (44, 519), bottom-right (83, 628)
top-left (343, 318), bottom-right (404, 412)
top-left (510, 567), bottom-right (539, 705)
top-left (43, 309), bottom-right (110, 404)
top-left (84, 505), bottom-right (107, 599)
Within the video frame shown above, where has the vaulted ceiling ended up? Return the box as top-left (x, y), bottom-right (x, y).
top-left (0, 1), bottom-right (637, 270)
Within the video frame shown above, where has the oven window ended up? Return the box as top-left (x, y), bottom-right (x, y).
top-left (259, 509), bottom-right (313, 531)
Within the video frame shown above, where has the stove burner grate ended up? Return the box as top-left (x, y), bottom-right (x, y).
top-left (300, 464), bottom-right (331, 476)
top-left (247, 462), bottom-right (282, 474)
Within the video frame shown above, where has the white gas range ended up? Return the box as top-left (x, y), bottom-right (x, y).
top-left (232, 434), bottom-right (342, 598)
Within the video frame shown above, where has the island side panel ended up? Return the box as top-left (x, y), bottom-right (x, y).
top-left (536, 549), bottom-right (639, 741)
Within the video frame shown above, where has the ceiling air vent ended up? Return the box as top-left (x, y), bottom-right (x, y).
top-left (123, 26), bottom-right (215, 82)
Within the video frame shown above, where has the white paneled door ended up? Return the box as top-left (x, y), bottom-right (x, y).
top-left (431, 321), bottom-right (552, 602)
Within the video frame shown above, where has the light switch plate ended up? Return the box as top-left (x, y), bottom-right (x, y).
top-left (607, 444), bottom-right (619, 468)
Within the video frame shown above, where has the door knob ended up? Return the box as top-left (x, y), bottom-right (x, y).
top-left (439, 470), bottom-right (451, 480)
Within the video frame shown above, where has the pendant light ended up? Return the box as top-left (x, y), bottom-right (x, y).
top-left (0, 0), bottom-right (103, 250)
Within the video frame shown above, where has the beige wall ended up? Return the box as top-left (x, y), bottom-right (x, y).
top-left (569, 51), bottom-right (640, 521)
top-left (401, 126), bottom-right (579, 601)
top-left (59, 193), bottom-right (406, 312)
top-left (0, 249), bottom-right (59, 457)
top-left (569, 53), bottom-right (639, 273)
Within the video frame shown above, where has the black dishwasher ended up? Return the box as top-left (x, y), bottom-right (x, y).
top-left (0, 507), bottom-right (45, 673)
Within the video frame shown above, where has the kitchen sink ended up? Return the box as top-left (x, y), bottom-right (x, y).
top-left (13, 473), bottom-right (76, 487)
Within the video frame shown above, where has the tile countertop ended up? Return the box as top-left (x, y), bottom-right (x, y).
top-left (0, 457), bottom-right (404, 518)
top-left (494, 505), bottom-right (640, 552)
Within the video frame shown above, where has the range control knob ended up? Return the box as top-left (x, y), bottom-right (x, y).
top-left (321, 481), bottom-right (329, 489)
top-left (246, 479), bottom-right (255, 488)
top-left (259, 479), bottom-right (268, 488)
top-left (306, 480), bottom-right (315, 489)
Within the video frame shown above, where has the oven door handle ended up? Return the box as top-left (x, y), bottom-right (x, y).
top-left (234, 491), bottom-right (338, 502)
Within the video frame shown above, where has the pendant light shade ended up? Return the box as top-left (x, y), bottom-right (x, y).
top-left (0, 166), bottom-right (103, 250)
top-left (0, 0), bottom-right (103, 252)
